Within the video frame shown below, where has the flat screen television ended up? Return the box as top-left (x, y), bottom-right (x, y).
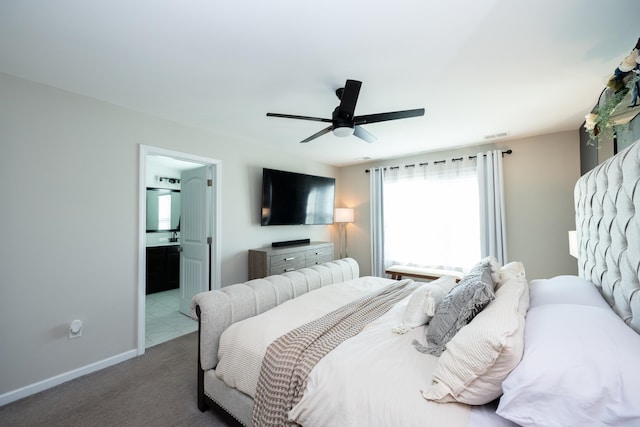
top-left (261, 168), bottom-right (335, 226)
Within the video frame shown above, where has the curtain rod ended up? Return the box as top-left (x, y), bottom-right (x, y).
top-left (365, 149), bottom-right (512, 173)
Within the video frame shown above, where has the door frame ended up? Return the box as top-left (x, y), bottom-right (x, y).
top-left (137, 144), bottom-right (221, 355)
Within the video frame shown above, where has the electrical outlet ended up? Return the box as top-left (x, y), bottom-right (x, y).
top-left (69, 320), bottom-right (82, 339)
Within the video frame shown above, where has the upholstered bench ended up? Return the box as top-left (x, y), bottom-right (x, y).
top-left (385, 265), bottom-right (464, 282)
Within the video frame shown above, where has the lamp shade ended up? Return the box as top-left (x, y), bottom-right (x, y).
top-left (335, 208), bottom-right (354, 223)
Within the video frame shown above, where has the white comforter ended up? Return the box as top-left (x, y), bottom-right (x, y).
top-left (215, 276), bottom-right (397, 398)
top-left (216, 275), bottom-right (509, 427)
top-left (288, 289), bottom-right (471, 427)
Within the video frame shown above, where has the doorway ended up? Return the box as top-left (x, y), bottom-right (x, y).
top-left (137, 145), bottom-right (221, 355)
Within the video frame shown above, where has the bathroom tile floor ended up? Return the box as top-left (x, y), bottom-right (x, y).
top-left (145, 288), bottom-right (197, 348)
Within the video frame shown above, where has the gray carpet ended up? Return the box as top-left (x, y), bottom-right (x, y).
top-left (0, 332), bottom-right (233, 427)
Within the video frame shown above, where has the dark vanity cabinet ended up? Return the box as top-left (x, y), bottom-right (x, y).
top-left (146, 245), bottom-right (180, 294)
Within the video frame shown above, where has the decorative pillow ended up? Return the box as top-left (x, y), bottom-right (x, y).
top-left (485, 256), bottom-right (503, 283)
top-left (496, 303), bottom-right (640, 427)
top-left (496, 261), bottom-right (525, 290)
top-left (415, 258), bottom-right (498, 356)
top-left (391, 276), bottom-right (457, 334)
top-left (422, 273), bottom-right (529, 404)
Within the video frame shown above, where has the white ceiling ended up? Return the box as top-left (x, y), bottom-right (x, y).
top-left (1, 1), bottom-right (638, 166)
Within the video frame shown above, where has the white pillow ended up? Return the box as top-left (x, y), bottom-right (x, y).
top-left (497, 303), bottom-right (640, 427)
top-left (496, 261), bottom-right (525, 290)
top-left (528, 275), bottom-right (610, 309)
top-left (422, 273), bottom-right (529, 404)
top-left (391, 276), bottom-right (457, 334)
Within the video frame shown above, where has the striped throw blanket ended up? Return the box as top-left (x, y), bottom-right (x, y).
top-left (252, 279), bottom-right (416, 426)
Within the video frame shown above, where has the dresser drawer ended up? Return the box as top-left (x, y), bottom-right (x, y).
top-left (270, 255), bottom-right (305, 274)
top-left (305, 254), bottom-right (332, 267)
top-left (305, 248), bottom-right (332, 266)
top-left (305, 253), bottom-right (333, 267)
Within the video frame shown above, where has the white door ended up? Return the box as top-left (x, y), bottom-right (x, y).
top-left (179, 166), bottom-right (211, 315)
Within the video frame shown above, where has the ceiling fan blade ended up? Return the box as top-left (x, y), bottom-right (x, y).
top-left (300, 126), bottom-right (333, 143)
top-left (353, 126), bottom-right (377, 143)
top-left (337, 79), bottom-right (362, 119)
top-left (267, 112), bottom-right (332, 123)
top-left (354, 108), bottom-right (425, 125)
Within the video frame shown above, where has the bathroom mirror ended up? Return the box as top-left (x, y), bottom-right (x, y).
top-left (146, 188), bottom-right (181, 232)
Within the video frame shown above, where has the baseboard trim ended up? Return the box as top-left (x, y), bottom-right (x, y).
top-left (0, 349), bottom-right (137, 407)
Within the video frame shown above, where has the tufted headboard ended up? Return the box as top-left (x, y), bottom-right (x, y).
top-left (574, 140), bottom-right (640, 334)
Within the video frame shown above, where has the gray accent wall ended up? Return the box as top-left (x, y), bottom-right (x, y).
top-left (617, 113), bottom-right (640, 152)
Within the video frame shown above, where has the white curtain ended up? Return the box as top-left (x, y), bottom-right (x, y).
top-left (369, 168), bottom-right (385, 277)
top-left (382, 158), bottom-right (480, 272)
top-left (477, 150), bottom-right (507, 264)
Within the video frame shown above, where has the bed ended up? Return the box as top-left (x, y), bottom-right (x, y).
top-left (192, 140), bottom-right (640, 427)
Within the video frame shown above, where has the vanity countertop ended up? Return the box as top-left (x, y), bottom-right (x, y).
top-left (146, 241), bottom-right (180, 248)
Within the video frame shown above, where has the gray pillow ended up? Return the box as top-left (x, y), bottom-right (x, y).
top-left (415, 260), bottom-right (496, 356)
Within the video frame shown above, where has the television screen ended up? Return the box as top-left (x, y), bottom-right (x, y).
top-left (261, 168), bottom-right (335, 226)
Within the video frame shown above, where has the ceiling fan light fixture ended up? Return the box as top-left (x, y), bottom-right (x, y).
top-left (333, 126), bottom-right (354, 138)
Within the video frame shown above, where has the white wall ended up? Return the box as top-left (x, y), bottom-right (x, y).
top-left (0, 73), bottom-right (338, 400)
top-left (336, 131), bottom-right (581, 280)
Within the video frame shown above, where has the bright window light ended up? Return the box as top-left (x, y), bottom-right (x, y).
top-left (383, 171), bottom-right (480, 272)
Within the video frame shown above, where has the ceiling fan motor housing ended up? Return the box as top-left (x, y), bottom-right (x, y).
top-left (332, 105), bottom-right (355, 136)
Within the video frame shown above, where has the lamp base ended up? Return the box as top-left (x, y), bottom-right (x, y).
top-left (338, 223), bottom-right (348, 258)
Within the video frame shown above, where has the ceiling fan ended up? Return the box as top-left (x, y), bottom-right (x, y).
top-left (266, 79), bottom-right (425, 143)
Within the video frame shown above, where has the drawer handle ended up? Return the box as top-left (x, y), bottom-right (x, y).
top-left (284, 257), bottom-right (296, 261)
top-left (284, 268), bottom-right (295, 272)
top-left (315, 252), bottom-right (321, 255)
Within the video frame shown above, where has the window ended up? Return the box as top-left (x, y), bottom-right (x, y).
top-left (383, 161), bottom-right (480, 272)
